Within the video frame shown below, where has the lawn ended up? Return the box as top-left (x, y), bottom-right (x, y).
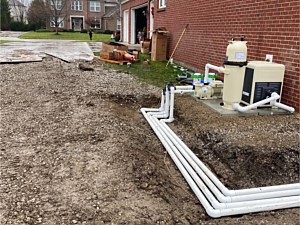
top-left (103, 53), bottom-right (182, 88)
top-left (0, 40), bottom-right (10, 44)
top-left (19, 32), bottom-right (111, 42)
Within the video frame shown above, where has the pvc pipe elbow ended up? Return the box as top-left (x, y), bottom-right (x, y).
top-left (206, 208), bottom-right (222, 218)
top-left (161, 118), bottom-right (174, 123)
top-left (273, 102), bottom-right (295, 113)
top-left (233, 103), bottom-right (248, 112)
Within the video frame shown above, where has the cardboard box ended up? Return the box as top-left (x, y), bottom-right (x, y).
top-left (151, 31), bottom-right (168, 61)
top-left (102, 42), bottom-right (128, 52)
top-left (141, 48), bottom-right (149, 54)
top-left (112, 50), bottom-right (126, 61)
top-left (100, 51), bottom-right (113, 60)
top-left (133, 51), bottom-right (139, 59)
top-left (140, 40), bottom-right (150, 54)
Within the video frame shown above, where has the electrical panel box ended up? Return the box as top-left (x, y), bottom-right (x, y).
top-left (241, 61), bottom-right (285, 106)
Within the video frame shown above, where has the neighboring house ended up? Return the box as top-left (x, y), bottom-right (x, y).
top-left (47, 0), bottom-right (120, 31)
top-left (102, 1), bottom-right (120, 31)
top-left (9, 0), bottom-right (27, 23)
top-left (121, 0), bottom-right (300, 112)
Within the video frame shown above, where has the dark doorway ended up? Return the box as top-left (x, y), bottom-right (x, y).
top-left (135, 6), bottom-right (147, 44)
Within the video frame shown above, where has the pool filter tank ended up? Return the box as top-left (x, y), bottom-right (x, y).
top-left (222, 38), bottom-right (248, 110)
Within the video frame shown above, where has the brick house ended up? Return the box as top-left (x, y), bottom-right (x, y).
top-left (47, 0), bottom-right (120, 31)
top-left (121, 0), bottom-right (300, 111)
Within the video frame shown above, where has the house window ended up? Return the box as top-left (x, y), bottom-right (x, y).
top-left (71, 0), bottom-right (83, 11)
top-left (50, 17), bottom-right (64, 28)
top-left (89, 17), bottom-right (101, 29)
top-left (159, 0), bottom-right (166, 8)
top-left (51, 0), bottom-right (62, 10)
top-left (90, 1), bottom-right (100, 12)
top-left (117, 18), bottom-right (121, 31)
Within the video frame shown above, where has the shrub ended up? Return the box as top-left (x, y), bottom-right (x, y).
top-left (10, 21), bottom-right (32, 31)
top-left (114, 34), bottom-right (120, 42)
top-left (94, 30), bottom-right (104, 34)
top-left (1, 23), bottom-right (10, 31)
top-left (80, 29), bottom-right (87, 33)
top-left (103, 29), bottom-right (113, 34)
top-left (36, 29), bottom-right (51, 32)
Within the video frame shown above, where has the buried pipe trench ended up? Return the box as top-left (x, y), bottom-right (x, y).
top-left (141, 85), bottom-right (300, 218)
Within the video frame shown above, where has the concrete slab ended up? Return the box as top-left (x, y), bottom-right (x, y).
top-left (0, 40), bottom-right (94, 63)
top-left (88, 42), bottom-right (102, 53)
top-left (197, 98), bottom-right (291, 116)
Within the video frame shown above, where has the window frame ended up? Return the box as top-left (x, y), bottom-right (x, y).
top-left (50, 17), bottom-right (64, 28)
top-left (90, 21), bottom-right (101, 29)
top-left (51, 0), bottom-right (62, 10)
top-left (117, 18), bottom-right (121, 31)
top-left (159, 0), bottom-right (166, 9)
top-left (71, 0), bottom-right (83, 11)
top-left (90, 1), bottom-right (101, 12)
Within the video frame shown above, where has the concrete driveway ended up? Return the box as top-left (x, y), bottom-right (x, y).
top-left (0, 31), bottom-right (95, 63)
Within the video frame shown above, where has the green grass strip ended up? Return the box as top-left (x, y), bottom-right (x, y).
top-left (19, 32), bottom-right (111, 42)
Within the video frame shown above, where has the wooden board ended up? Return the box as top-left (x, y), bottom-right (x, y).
top-left (99, 57), bottom-right (130, 65)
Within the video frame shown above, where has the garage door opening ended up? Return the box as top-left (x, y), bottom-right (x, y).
top-left (135, 6), bottom-right (147, 44)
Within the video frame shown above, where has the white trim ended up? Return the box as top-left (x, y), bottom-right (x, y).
top-left (159, 0), bottom-right (166, 9)
top-left (105, 3), bottom-right (116, 7)
top-left (121, 0), bottom-right (129, 5)
top-left (123, 10), bottom-right (129, 43)
top-left (150, 0), bottom-right (154, 38)
top-left (130, 9), bottom-right (135, 44)
top-left (131, 3), bottom-right (148, 10)
top-left (130, 3), bottom-right (148, 44)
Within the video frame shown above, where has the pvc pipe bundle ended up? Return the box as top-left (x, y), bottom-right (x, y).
top-left (233, 92), bottom-right (295, 113)
top-left (141, 85), bottom-right (300, 218)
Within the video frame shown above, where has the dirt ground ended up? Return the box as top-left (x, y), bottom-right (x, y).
top-left (0, 58), bottom-right (299, 225)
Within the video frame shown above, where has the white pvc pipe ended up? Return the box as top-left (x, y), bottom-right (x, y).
top-left (161, 87), bottom-right (175, 123)
top-left (158, 120), bottom-right (300, 202)
top-left (148, 87), bottom-right (170, 118)
top-left (233, 92), bottom-right (295, 113)
top-left (144, 88), bottom-right (299, 195)
top-left (160, 120), bottom-right (300, 195)
top-left (174, 90), bottom-right (195, 94)
top-left (204, 64), bottom-right (225, 84)
top-left (150, 116), bottom-right (300, 208)
top-left (162, 88), bottom-right (195, 123)
top-left (233, 92), bottom-right (280, 112)
top-left (141, 109), bottom-right (300, 218)
top-left (140, 85), bottom-right (300, 217)
top-left (273, 101), bottom-right (295, 113)
top-left (175, 85), bottom-right (194, 90)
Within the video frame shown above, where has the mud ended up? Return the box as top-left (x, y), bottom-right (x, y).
top-left (0, 58), bottom-right (299, 224)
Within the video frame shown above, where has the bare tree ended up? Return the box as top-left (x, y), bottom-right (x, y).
top-left (9, 0), bottom-right (27, 23)
top-left (27, 0), bottom-right (47, 29)
top-left (44, 0), bottom-right (70, 34)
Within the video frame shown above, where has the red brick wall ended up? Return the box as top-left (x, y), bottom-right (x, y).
top-left (153, 0), bottom-right (300, 111)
